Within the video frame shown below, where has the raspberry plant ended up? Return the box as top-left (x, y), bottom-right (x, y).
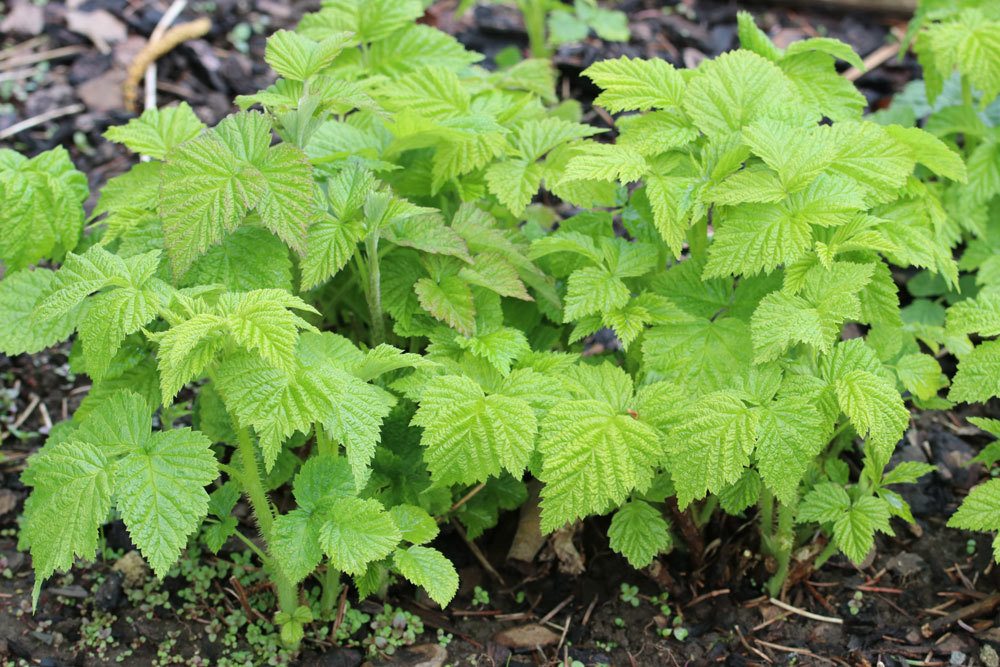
top-left (888, 0), bottom-right (1000, 557)
top-left (0, 0), bottom-right (992, 646)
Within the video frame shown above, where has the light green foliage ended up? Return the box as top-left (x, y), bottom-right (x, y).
top-left (0, 147), bottom-right (87, 271)
top-left (159, 112), bottom-right (316, 276)
top-left (21, 391), bottom-right (217, 604)
top-left (103, 102), bottom-right (205, 159)
top-left (5, 3), bottom-right (996, 638)
top-left (607, 500), bottom-right (672, 567)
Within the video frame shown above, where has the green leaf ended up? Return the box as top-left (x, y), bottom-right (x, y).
top-left (895, 353), bottom-right (946, 401)
top-left (218, 289), bottom-right (318, 372)
top-left (389, 505), bottom-right (439, 545)
top-left (0, 147), bottom-right (87, 270)
top-left (583, 56), bottom-right (685, 112)
top-left (318, 498), bottom-right (401, 576)
top-left (643, 317), bottom-right (751, 394)
top-left (705, 203), bottom-right (812, 278)
top-left (216, 335), bottom-right (394, 476)
top-left (645, 175), bottom-right (696, 257)
top-left (0, 269), bottom-right (80, 355)
top-left (264, 30), bottom-right (353, 81)
top-left (301, 214), bottom-right (365, 289)
top-left (563, 266), bottom-right (631, 321)
top-left (393, 546), bottom-right (459, 607)
top-left (114, 428), bottom-right (218, 577)
top-left (884, 125), bottom-right (967, 182)
top-left (415, 275), bottom-right (476, 336)
top-left (742, 119), bottom-right (837, 191)
top-left (104, 103), bottom-right (205, 159)
top-left (826, 122), bottom-right (915, 204)
top-left (411, 375), bottom-right (537, 485)
top-left (668, 391), bottom-right (758, 507)
top-left (835, 369), bottom-right (909, 455)
top-left (755, 396), bottom-right (828, 503)
top-left (881, 461), bottom-right (936, 486)
top-left (948, 479), bottom-right (1000, 532)
top-left (751, 291), bottom-right (827, 363)
top-left (538, 400), bottom-right (662, 531)
top-left (183, 226), bottom-right (293, 292)
top-left (562, 143), bottom-right (648, 184)
top-left (682, 50), bottom-right (799, 138)
top-left (948, 293), bottom-right (1000, 337)
top-left (160, 113), bottom-right (315, 276)
top-left (833, 496), bottom-right (892, 564)
top-left (950, 340), bottom-right (1000, 403)
top-left (736, 11), bottom-right (782, 61)
top-left (607, 500), bottom-right (672, 568)
top-left (292, 454), bottom-right (356, 511)
top-left (271, 510), bottom-right (323, 584)
top-left (798, 483), bottom-right (850, 524)
top-left (21, 440), bottom-right (113, 606)
top-left (455, 327), bottom-right (531, 375)
top-left (485, 159), bottom-right (543, 215)
top-left (785, 37), bottom-right (865, 70)
top-left (458, 252), bottom-right (532, 301)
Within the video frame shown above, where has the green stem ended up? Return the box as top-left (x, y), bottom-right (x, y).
top-left (365, 233), bottom-right (385, 346)
top-left (234, 426), bottom-right (301, 641)
top-left (518, 0), bottom-right (550, 58)
top-left (759, 487), bottom-right (774, 543)
top-left (961, 75), bottom-right (980, 153)
top-left (766, 502), bottom-right (795, 597)
top-left (236, 426), bottom-right (275, 539)
top-left (315, 426), bottom-right (335, 457)
top-left (694, 497), bottom-right (718, 528)
top-left (688, 217), bottom-right (709, 261)
top-left (320, 565), bottom-right (342, 618)
top-left (232, 529), bottom-right (270, 564)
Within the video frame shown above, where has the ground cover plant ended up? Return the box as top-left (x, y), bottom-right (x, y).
top-left (2, 0), bottom-right (1000, 661)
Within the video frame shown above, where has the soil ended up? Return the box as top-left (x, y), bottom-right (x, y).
top-left (2, 1), bottom-right (999, 665)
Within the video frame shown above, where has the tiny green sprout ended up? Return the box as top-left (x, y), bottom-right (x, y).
top-left (658, 627), bottom-right (671, 638)
top-left (848, 591), bottom-right (864, 616)
top-left (613, 616), bottom-right (625, 628)
top-left (967, 539), bottom-right (977, 555)
top-left (472, 586), bottom-right (490, 607)
top-left (673, 627), bottom-right (689, 641)
top-left (514, 591), bottom-right (526, 605)
top-left (436, 629), bottom-right (453, 647)
top-left (571, 661), bottom-right (586, 667)
top-left (619, 583), bottom-right (640, 607)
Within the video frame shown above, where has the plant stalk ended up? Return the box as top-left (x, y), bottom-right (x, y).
top-left (767, 501), bottom-right (795, 597)
top-left (688, 217), bottom-right (709, 261)
top-left (518, 0), bottom-right (550, 58)
top-left (235, 426), bottom-right (301, 639)
top-left (320, 565), bottom-right (342, 618)
top-left (364, 234), bottom-right (386, 346)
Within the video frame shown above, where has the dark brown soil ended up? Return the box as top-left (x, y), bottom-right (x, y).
top-left (3, 1), bottom-right (999, 665)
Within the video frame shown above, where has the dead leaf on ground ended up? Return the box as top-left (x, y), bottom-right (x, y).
top-left (0, 0), bottom-right (44, 36)
top-left (66, 10), bottom-right (127, 53)
top-left (493, 624), bottom-right (560, 650)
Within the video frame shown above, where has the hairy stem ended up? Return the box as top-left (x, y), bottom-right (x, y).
top-left (365, 233), bottom-right (385, 346)
top-left (320, 565), bottom-right (342, 618)
top-left (235, 426), bottom-right (300, 641)
top-left (766, 501), bottom-right (796, 597)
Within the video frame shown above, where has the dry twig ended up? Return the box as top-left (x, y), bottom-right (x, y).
top-left (123, 15), bottom-right (211, 112)
top-left (768, 597), bottom-right (843, 625)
